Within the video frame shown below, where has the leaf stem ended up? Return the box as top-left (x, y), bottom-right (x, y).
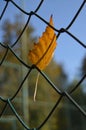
top-left (34, 72), bottom-right (40, 101)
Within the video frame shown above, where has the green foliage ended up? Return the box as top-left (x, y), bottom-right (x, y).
top-left (81, 55), bottom-right (86, 76)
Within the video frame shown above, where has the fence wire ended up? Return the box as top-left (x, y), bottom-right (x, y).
top-left (0, 0), bottom-right (86, 130)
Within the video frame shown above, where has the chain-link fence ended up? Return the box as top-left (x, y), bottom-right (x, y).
top-left (0, 0), bottom-right (86, 130)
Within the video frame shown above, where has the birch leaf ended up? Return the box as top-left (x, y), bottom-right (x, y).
top-left (28, 15), bottom-right (57, 70)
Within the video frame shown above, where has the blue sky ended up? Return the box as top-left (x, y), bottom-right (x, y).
top-left (0, 0), bottom-right (86, 81)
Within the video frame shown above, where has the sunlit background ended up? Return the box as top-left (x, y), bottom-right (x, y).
top-left (0, 0), bottom-right (86, 81)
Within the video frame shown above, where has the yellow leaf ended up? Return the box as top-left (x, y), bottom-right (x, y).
top-left (28, 15), bottom-right (57, 70)
top-left (28, 16), bottom-right (57, 101)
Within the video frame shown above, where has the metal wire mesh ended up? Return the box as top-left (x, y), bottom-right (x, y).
top-left (0, 0), bottom-right (86, 130)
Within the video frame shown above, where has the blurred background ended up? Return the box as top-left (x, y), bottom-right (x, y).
top-left (0, 0), bottom-right (86, 130)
